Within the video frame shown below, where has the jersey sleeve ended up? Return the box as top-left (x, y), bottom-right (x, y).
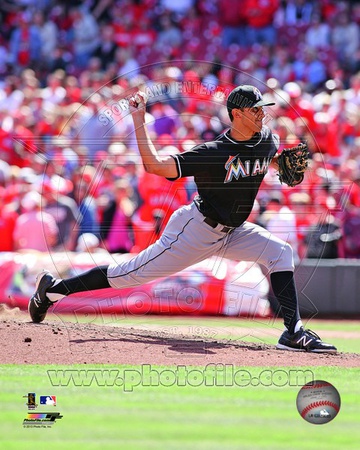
top-left (167, 143), bottom-right (210, 180)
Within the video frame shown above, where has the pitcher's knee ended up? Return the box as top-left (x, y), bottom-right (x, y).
top-left (268, 241), bottom-right (295, 273)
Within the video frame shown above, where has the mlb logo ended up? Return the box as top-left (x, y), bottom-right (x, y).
top-left (40, 396), bottom-right (56, 406)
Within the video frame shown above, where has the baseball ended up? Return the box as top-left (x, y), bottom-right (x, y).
top-left (296, 380), bottom-right (341, 424)
top-left (134, 92), bottom-right (147, 107)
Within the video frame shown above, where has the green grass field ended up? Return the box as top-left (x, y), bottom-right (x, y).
top-left (1, 317), bottom-right (360, 450)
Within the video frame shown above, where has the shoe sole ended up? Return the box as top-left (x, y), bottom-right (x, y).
top-left (276, 343), bottom-right (337, 353)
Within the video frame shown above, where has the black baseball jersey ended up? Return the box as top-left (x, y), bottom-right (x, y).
top-left (171, 126), bottom-right (279, 227)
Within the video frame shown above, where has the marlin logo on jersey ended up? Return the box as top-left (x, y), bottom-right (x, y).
top-left (224, 155), bottom-right (271, 183)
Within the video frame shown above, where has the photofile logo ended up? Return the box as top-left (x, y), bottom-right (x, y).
top-left (23, 412), bottom-right (63, 428)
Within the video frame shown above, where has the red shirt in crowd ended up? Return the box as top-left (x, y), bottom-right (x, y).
top-left (244, 0), bottom-right (279, 28)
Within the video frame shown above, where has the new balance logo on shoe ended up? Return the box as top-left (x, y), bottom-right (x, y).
top-left (296, 335), bottom-right (313, 348)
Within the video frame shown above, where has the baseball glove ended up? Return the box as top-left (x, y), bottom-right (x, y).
top-left (277, 142), bottom-right (309, 187)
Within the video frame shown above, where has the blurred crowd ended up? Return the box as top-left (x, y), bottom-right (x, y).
top-left (0, 0), bottom-right (360, 260)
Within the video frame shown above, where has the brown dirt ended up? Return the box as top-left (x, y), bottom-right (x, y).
top-left (1, 308), bottom-right (360, 367)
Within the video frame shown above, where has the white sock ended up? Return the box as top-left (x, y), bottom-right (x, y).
top-left (294, 320), bottom-right (303, 333)
top-left (47, 292), bottom-right (65, 302)
top-left (47, 280), bottom-right (66, 302)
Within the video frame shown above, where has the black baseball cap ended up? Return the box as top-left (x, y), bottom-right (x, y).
top-left (227, 85), bottom-right (275, 116)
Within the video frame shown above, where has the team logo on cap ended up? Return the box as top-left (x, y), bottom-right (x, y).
top-left (252, 87), bottom-right (262, 101)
